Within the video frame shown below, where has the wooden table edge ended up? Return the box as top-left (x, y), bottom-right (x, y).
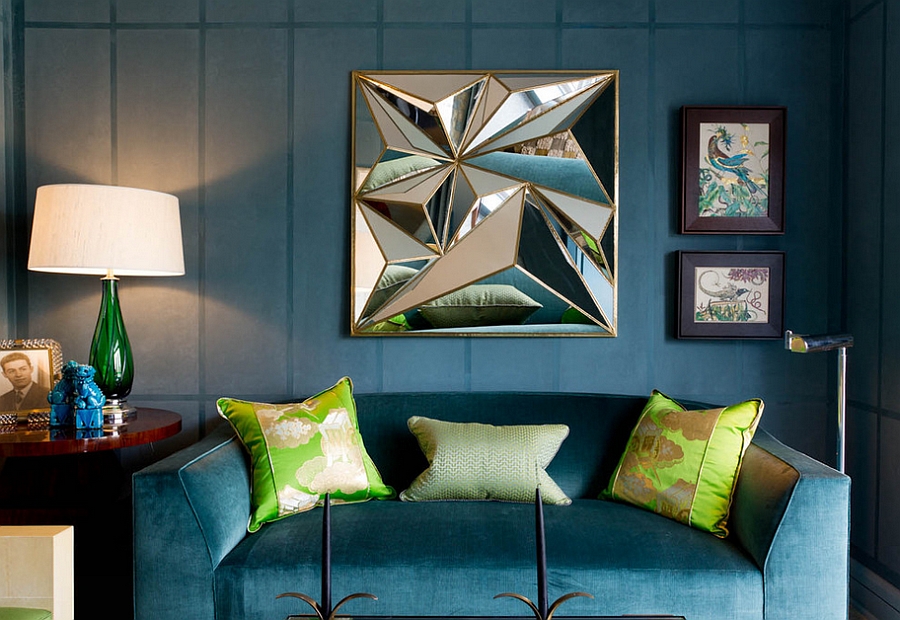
top-left (0, 407), bottom-right (182, 457)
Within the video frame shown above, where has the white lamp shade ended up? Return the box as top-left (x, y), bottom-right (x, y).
top-left (28, 184), bottom-right (185, 277)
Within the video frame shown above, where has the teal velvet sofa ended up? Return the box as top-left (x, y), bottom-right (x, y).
top-left (132, 392), bottom-right (850, 620)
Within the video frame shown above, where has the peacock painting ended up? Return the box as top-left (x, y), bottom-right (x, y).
top-left (698, 123), bottom-right (769, 218)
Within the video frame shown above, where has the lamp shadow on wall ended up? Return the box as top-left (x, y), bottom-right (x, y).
top-left (23, 143), bottom-right (343, 400)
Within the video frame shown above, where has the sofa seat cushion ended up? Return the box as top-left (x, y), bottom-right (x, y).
top-left (214, 500), bottom-right (763, 620)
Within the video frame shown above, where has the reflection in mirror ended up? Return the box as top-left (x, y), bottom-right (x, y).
top-left (351, 71), bottom-right (618, 335)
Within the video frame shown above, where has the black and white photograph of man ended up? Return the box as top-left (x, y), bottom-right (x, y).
top-left (0, 351), bottom-right (52, 413)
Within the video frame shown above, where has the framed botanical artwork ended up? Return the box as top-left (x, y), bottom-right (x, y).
top-left (677, 252), bottom-right (784, 339)
top-left (0, 339), bottom-right (63, 422)
top-left (681, 106), bottom-right (786, 234)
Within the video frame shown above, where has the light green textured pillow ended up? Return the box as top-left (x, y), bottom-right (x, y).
top-left (217, 377), bottom-right (395, 532)
top-left (400, 416), bottom-right (571, 505)
top-left (603, 390), bottom-right (763, 538)
top-left (364, 264), bottom-right (419, 317)
top-left (361, 155), bottom-right (441, 192)
top-left (419, 284), bottom-right (542, 329)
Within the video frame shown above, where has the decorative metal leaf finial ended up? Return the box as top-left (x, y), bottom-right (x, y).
top-left (494, 487), bottom-right (593, 620)
top-left (278, 494), bottom-right (377, 620)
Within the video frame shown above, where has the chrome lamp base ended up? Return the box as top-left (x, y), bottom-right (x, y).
top-left (103, 399), bottom-right (138, 426)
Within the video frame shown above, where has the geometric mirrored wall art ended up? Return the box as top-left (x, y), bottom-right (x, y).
top-left (351, 70), bottom-right (618, 336)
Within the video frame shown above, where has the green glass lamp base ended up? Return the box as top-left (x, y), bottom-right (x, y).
top-left (90, 276), bottom-right (136, 420)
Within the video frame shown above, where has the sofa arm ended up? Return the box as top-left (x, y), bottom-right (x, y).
top-left (731, 429), bottom-right (850, 620)
top-left (133, 424), bottom-right (250, 620)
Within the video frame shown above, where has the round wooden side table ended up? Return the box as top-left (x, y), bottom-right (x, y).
top-left (0, 407), bottom-right (183, 619)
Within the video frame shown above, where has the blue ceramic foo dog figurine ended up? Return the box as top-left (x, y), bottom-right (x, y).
top-left (72, 364), bottom-right (106, 430)
top-left (49, 361), bottom-right (106, 430)
top-left (48, 360), bottom-right (78, 427)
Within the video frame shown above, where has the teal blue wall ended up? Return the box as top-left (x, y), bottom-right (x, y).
top-left (4, 0), bottom-right (855, 555)
top-left (3, 1), bottom-right (845, 457)
top-left (845, 0), bottom-right (900, 613)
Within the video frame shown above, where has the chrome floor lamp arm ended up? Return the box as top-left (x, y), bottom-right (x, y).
top-left (785, 330), bottom-right (853, 474)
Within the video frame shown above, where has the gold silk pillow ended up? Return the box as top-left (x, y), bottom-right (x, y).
top-left (217, 377), bottom-right (394, 532)
top-left (603, 390), bottom-right (763, 538)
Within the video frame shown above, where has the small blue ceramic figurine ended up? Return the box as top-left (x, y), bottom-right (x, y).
top-left (48, 360), bottom-right (79, 427)
top-left (71, 363), bottom-right (106, 430)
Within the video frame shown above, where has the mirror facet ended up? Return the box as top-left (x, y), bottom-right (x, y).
top-left (352, 70), bottom-right (618, 335)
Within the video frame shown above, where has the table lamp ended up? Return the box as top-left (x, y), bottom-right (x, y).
top-left (27, 184), bottom-right (184, 423)
top-left (785, 330), bottom-right (854, 473)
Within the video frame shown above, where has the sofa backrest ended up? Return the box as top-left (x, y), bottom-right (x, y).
top-left (353, 392), bottom-right (658, 500)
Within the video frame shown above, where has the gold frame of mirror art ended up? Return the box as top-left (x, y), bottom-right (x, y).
top-left (351, 70), bottom-right (618, 336)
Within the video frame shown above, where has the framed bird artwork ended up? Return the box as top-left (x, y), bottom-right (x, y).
top-left (680, 106), bottom-right (786, 234)
top-left (677, 251), bottom-right (785, 339)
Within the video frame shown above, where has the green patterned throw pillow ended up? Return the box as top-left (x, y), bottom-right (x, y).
top-left (400, 416), bottom-right (571, 505)
top-left (603, 390), bottom-right (763, 537)
top-left (217, 377), bottom-right (395, 532)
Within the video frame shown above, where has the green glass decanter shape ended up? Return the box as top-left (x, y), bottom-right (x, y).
top-left (89, 277), bottom-right (134, 406)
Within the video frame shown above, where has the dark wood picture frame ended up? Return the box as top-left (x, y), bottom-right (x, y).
top-left (677, 251), bottom-right (784, 339)
top-left (681, 106), bottom-right (786, 234)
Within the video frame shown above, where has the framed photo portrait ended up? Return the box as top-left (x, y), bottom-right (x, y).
top-left (681, 106), bottom-right (786, 234)
top-left (0, 339), bottom-right (63, 421)
top-left (677, 252), bottom-right (784, 340)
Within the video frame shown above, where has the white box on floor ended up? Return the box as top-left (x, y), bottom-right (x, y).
top-left (0, 525), bottom-right (74, 620)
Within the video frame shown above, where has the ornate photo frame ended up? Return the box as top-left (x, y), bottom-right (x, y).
top-left (681, 106), bottom-right (786, 234)
top-left (0, 339), bottom-right (63, 423)
top-left (677, 252), bottom-right (784, 339)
